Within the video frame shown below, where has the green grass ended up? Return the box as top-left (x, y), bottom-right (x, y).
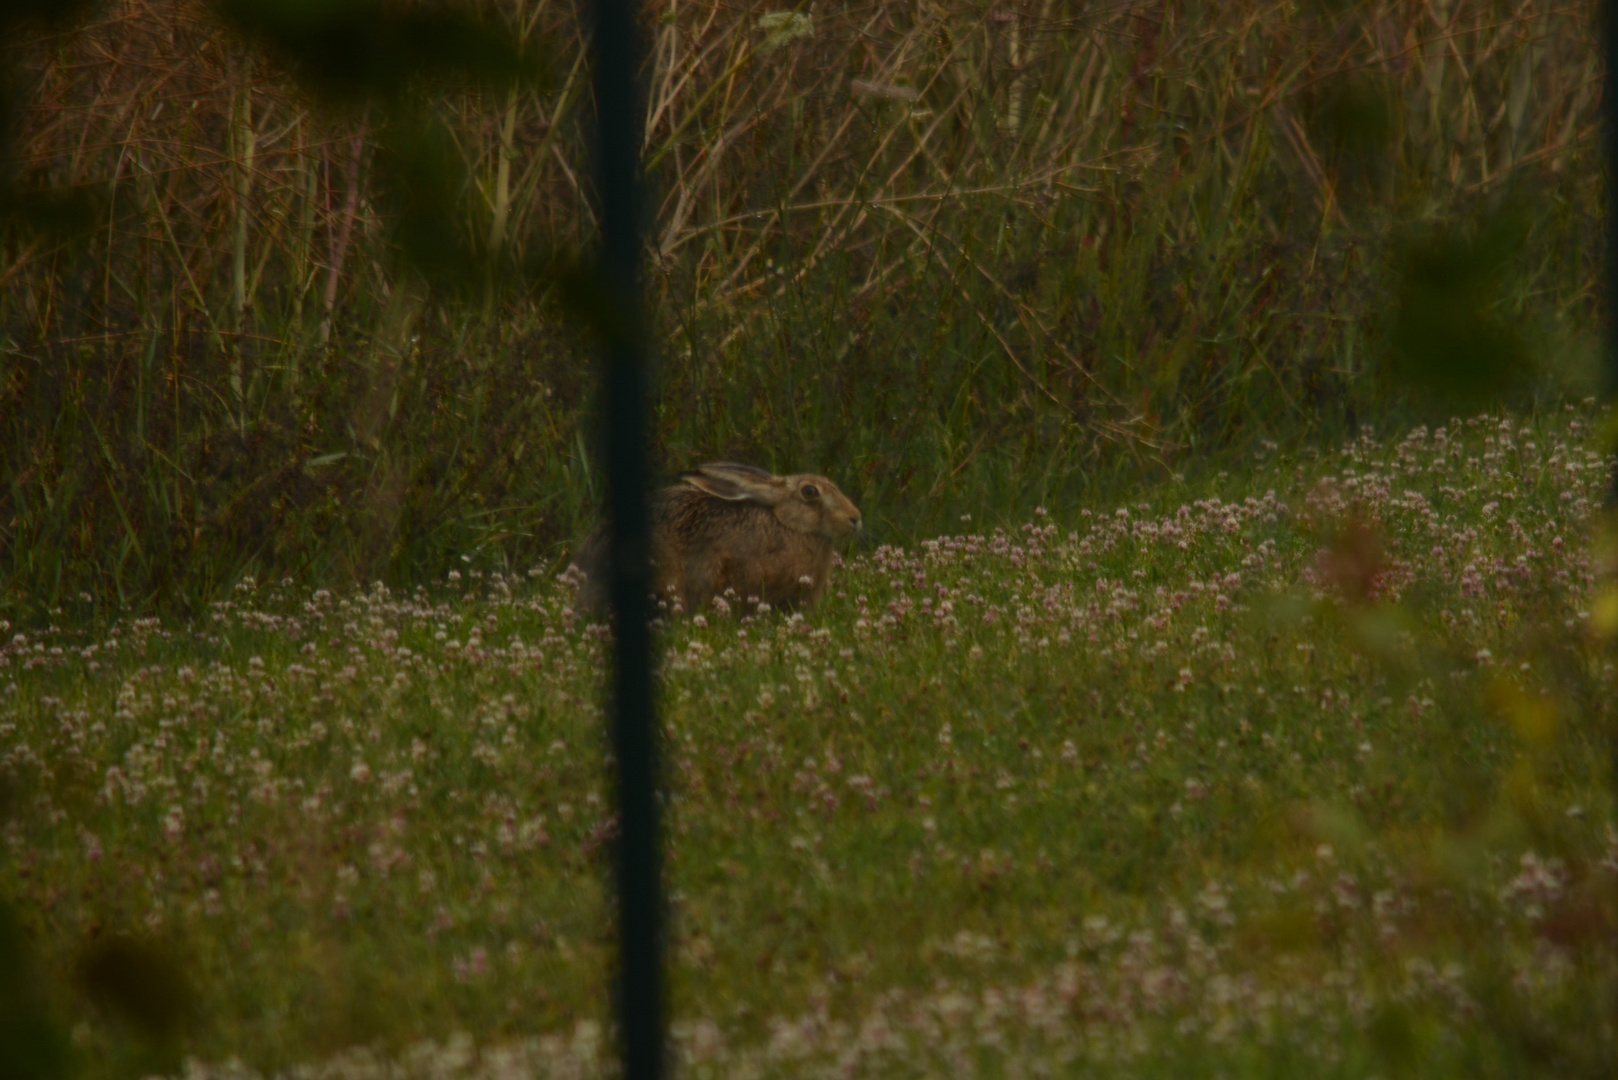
top-left (3, 405), bottom-right (1615, 1078)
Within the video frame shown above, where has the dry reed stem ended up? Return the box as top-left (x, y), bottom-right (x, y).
top-left (1, 0), bottom-right (1601, 514)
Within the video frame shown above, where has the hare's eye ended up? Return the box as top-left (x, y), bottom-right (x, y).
top-left (800, 484), bottom-right (820, 500)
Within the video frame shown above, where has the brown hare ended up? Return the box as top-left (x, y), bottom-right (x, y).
top-left (578, 462), bottom-right (862, 614)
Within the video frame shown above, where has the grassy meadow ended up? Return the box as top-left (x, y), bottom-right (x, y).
top-left (4, 405), bottom-right (1616, 1078)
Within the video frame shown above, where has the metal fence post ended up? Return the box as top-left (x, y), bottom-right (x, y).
top-left (1606, 0), bottom-right (1618, 503)
top-left (585, 0), bottom-right (663, 1073)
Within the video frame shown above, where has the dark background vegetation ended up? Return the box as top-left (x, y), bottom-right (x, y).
top-left (1, 0), bottom-right (1606, 618)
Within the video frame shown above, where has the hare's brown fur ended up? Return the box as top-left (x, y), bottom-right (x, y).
top-left (578, 463), bottom-right (862, 613)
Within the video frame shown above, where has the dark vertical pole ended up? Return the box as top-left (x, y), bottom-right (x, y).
top-left (585, 0), bottom-right (662, 1072)
top-left (1604, 6), bottom-right (1618, 1044)
top-left (1607, 0), bottom-right (1618, 509)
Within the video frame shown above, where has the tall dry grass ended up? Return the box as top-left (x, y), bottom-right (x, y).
top-left (0, 0), bottom-right (1605, 615)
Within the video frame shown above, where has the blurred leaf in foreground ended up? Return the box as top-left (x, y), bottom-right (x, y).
top-left (0, 902), bottom-right (72, 1080)
top-left (210, 0), bottom-right (549, 295)
top-left (369, 115), bottom-right (483, 290)
top-left (1306, 72), bottom-right (1394, 202)
top-left (1592, 585), bottom-right (1618, 644)
top-left (0, 0), bottom-right (98, 30)
top-left (74, 935), bottom-right (191, 1045)
top-left (210, 0), bottom-right (537, 104)
top-left (1488, 677), bottom-right (1560, 748)
top-left (0, 181), bottom-right (101, 239)
top-left (1366, 1002), bottom-right (1423, 1076)
top-left (0, 0), bottom-right (105, 240)
top-left (1388, 206), bottom-right (1532, 413)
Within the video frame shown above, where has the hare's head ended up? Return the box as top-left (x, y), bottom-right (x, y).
top-left (680, 462), bottom-right (862, 541)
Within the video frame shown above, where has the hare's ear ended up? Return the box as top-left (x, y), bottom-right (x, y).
top-left (681, 471), bottom-right (750, 501)
top-left (684, 463), bottom-right (787, 505)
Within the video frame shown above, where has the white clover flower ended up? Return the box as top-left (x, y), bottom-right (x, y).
top-left (162, 805), bottom-right (184, 842)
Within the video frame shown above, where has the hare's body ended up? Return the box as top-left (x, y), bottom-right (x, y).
top-left (650, 485), bottom-right (838, 609)
top-left (579, 463), bottom-right (861, 614)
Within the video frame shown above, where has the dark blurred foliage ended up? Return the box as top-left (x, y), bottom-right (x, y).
top-left (212, 0), bottom-right (536, 104)
top-left (0, 899), bottom-right (72, 1080)
top-left (0, 0), bottom-right (96, 23)
top-left (75, 935), bottom-right (192, 1042)
top-left (370, 113), bottom-right (495, 291)
top-left (73, 934), bottom-right (193, 1074)
top-left (1387, 205), bottom-right (1534, 416)
top-left (0, 0), bottom-right (104, 237)
top-left (209, 0), bottom-right (550, 294)
top-left (0, 874), bottom-right (192, 1080)
top-left (0, 772), bottom-right (72, 1080)
top-left (211, 0), bottom-right (546, 292)
top-left (1305, 72), bottom-right (1394, 205)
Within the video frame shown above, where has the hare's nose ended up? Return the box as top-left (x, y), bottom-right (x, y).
top-left (851, 514), bottom-right (863, 531)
